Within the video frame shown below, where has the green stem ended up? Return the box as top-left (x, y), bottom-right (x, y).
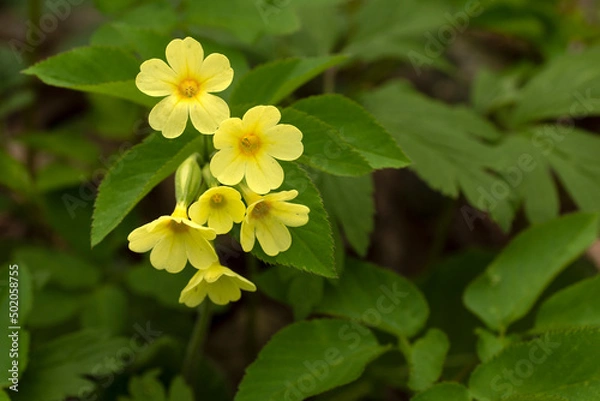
top-left (244, 255), bottom-right (259, 360)
top-left (182, 301), bottom-right (212, 384)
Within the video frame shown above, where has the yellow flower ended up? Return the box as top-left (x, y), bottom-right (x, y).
top-left (135, 37), bottom-right (233, 138)
top-left (210, 105), bottom-right (304, 194)
top-left (188, 186), bottom-right (246, 234)
top-left (127, 204), bottom-right (218, 273)
top-left (241, 189), bottom-right (309, 256)
top-left (179, 262), bottom-right (256, 306)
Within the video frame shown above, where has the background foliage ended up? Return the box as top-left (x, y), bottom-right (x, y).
top-left (2, 0), bottom-right (600, 400)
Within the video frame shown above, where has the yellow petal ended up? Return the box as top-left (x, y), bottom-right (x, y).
top-left (213, 118), bottom-right (244, 149)
top-left (255, 220), bottom-right (292, 256)
top-left (166, 37), bottom-right (204, 76)
top-left (199, 53), bottom-right (234, 92)
top-left (179, 273), bottom-right (209, 307)
top-left (266, 190), bottom-right (299, 202)
top-left (150, 233), bottom-right (187, 273)
top-left (207, 277), bottom-right (241, 305)
top-left (210, 148), bottom-right (245, 186)
top-left (148, 96), bottom-right (188, 138)
top-left (263, 124), bottom-right (304, 161)
top-left (136, 59), bottom-right (177, 97)
top-left (231, 274), bottom-right (257, 292)
top-left (208, 209), bottom-right (233, 234)
top-left (185, 229), bottom-right (218, 269)
top-left (189, 94), bottom-right (230, 134)
top-left (271, 202), bottom-right (310, 227)
top-left (127, 221), bottom-right (168, 253)
top-left (243, 105), bottom-right (281, 133)
top-left (245, 154), bottom-right (284, 194)
top-left (203, 263), bottom-right (226, 283)
top-left (188, 200), bottom-right (209, 225)
top-left (240, 220), bottom-right (256, 252)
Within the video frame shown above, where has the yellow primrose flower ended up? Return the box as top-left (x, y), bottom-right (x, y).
top-left (179, 262), bottom-right (256, 306)
top-left (189, 186), bottom-right (246, 235)
top-left (135, 37), bottom-right (234, 138)
top-left (241, 189), bottom-right (310, 256)
top-left (127, 203), bottom-right (218, 273)
top-left (210, 105), bottom-right (304, 194)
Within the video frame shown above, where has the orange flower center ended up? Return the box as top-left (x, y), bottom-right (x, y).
top-left (239, 133), bottom-right (261, 155)
top-left (178, 79), bottom-right (200, 98)
top-left (210, 193), bottom-right (225, 208)
top-left (251, 201), bottom-right (270, 219)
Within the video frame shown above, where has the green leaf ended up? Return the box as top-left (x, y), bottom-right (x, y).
top-left (81, 285), bottom-right (129, 336)
top-left (0, 150), bottom-right (31, 195)
top-left (534, 275), bottom-right (600, 332)
top-left (471, 68), bottom-right (522, 116)
top-left (91, 131), bottom-right (204, 247)
top-left (361, 81), bottom-right (515, 230)
top-left (463, 213), bottom-right (599, 332)
top-left (317, 174), bottom-right (374, 256)
top-left (408, 328), bottom-right (450, 392)
top-left (15, 331), bottom-right (129, 401)
top-left (168, 376), bottom-right (194, 401)
top-left (0, 388), bottom-right (10, 401)
top-left (23, 46), bottom-right (152, 106)
top-left (27, 289), bottom-right (83, 328)
top-left (291, 94), bottom-right (410, 170)
top-left (230, 56), bottom-right (346, 107)
top-left (126, 263), bottom-right (195, 309)
top-left (315, 258), bottom-right (429, 338)
top-left (281, 108), bottom-right (372, 176)
top-left (510, 46), bottom-right (600, 125)
top-left (119, 369), bottom-right (166, 401)
top-left (475, 328), bottom-right (518, 363)
top-left (235, 319), bottom-right (389, 401)
top-left (411, 382), bottom-right (471, 401)
top-left (469, 328), bottom-right (600, 401)
top-left (250, 163), bottom-right (336, 278)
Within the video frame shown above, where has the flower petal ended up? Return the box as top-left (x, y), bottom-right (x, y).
top-left (210, 148), bottom-right (245, 186)
top-left (185, 229), bottom-right (218, 269)
top-left (189, 94), bottom-right (230, 134)
top-left (240, 220), bottom-right (256, 252)
top-left (271, 202), bottom-right (310, 227)
top-left (150, 233), bottom-right (187, 273)
top-left (166, 37), bottom-right (204, 76)
top-left (242, 105), bottom-right (281, 133)
top-left (127, 221), bottom-right (169, 253)
top-left (188, 200), bottom-right (209, 225)
top-left (179, 273), bottom-right (209, 307)
top-left (263, 124), bottom-right (304, 161)
top-left (136, 59), bottom-right (177, 97)
top-left (207, 277), bottom-right (241, 305)
top-left (255, 220), bottom-right (292, 256)
top-left (245, 154), bottom-right (284, 194)
top-left (207, 209), bottom-right (233, 234)
top-left (148, 96), bottom-right (188, 138)
top-left (213, 118), bottom-right (244, 149)
top-left (199, 53), bottom-right (234, 92)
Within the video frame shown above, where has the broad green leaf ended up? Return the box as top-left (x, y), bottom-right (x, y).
top-left (281, 108), bottom-right (372, 176)
top-left (469, 328), bottom-right (600, 401)
top-left (91, 131), bottom-right (205, 246)
top-left (362, 81), bottom-right (516, 230)
top-left (15, 331), bottom-right (129, 401)
top-left (17, 130), bottom-right (100, 164)
top-left (317, 174), bottom-right (374, 256)
top-left (126, 263), bottom-right (195, 309)
top-left (471, 68), bottom-right (523, 116)
top-left (230, 56), bottom-right (346, 107)
top-left (35, 163), bottom-right (86, 192)
top-left (235, 319), bottom-right (389, 401)
top-left (291, 94), bottom-right (410, 170)
top-left (93, 0), bottom-right (138, 14)
top-left (91, 23), bottom-right (171, 60)
top-left (81, 285), bottom-right (128, 336)
top-left (119, 370), bottom-right (166, 401)
top-left (0, 150), bottom-right (31, 195)
top-left (475, 328), bottom-right (518, 363)
top-left (411, 382), bottom-right (471, 401)
top-left (510, 46), bottom-right (600, 125)
top-left (168, 376), bottom-right (194, 401)
top-left (0, 389), bottom-right (10, 401)
top-left (408, 328), bottom-right (450, 392)
top-left (464, 213), bottom-right (598, 331)
top-left (27, 289), bottom-right (83, 328)
top-left (250, 163), bottom-right (336, 278)
top-left (534, 275), bottom-right (600, 332)
top-left (14, 247), bottom-right (100, 290)
top-left (315, 258), bottom-right (429, 338)
top-left (24, 46), bottom-right (152, 106)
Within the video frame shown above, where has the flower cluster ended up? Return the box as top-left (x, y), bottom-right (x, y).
top-left (128, 37), bottom-right (310, 307)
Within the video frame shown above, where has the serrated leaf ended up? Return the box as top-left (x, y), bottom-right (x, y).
top-left (361, 81), bottom-right (516, 229)
top-left (408, 328), bottom-right (450, 392)
top-left (281, 108), bottom-right (372, 176)
top-left (23, 46), bottom-right (152, 106)
top-left (475, 328), bottom-right (518, 363)
top-left (510, 47), bottom-right (600, 125)
top-left (534, 275), bottom-right (600, 332)
top-left (469, 328), bottom-right (600, 401)
top-left (411, 382), bottom-right (471, 401)
top-left (250, 163), bottom-right (336, 278)
top-left (81, 285), bottom-right (129, 336)
top-left (15, 331), bottom-right (129, 401)
top-left (463, 213), bottom-right (599, 332)
top-left (91, 131), bottom-right (204, 247)
top-left (317, 174), bottom-right (374, 256)
top-left (230, 56), bottom-right (346, 107)
top-left (315, 258), bottom-right (429, 338)
top-left (235, 319), bottom-right (389, 401)
top-left (291, 94), bottom-right (410, 170)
